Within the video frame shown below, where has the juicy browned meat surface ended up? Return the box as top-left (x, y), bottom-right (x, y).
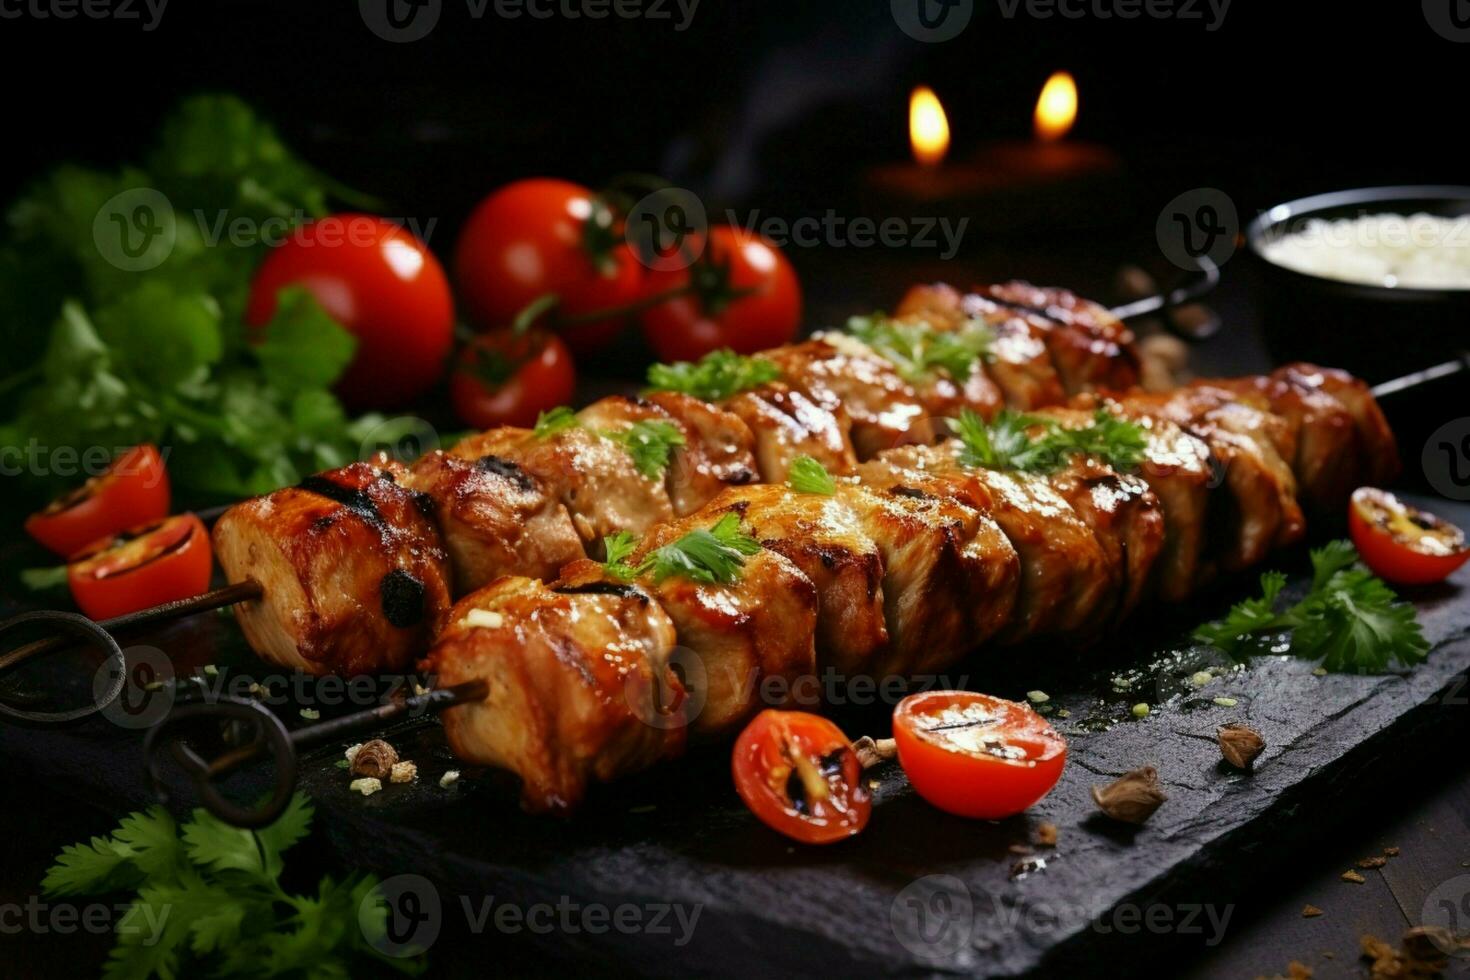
top-left (407, 451), bottom-right (584, 594)
top-left (213, 461), bottom-right (452, 676)
top-left (761, 339), bottom-right (938, 458)
top-left (723, 381), bottom-right (859, 482)
top-left (702, 484), bottom-right (889, 676)
top-left (978, 281), bottom-right (1141, 395)
top-left (559, 519), bottom-right (819, 736)
top-left (643, 391), bottom-right (760, 514)
top-left (424, 577), bottom-right (685, 813)
top-left (1271, 363), bottom-right (1399, 490)
top-left (856, 444), bottom-right (1111, 645)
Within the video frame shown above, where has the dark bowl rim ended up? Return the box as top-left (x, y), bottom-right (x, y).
top-left (1246, 185), bottom-right (1470, 298)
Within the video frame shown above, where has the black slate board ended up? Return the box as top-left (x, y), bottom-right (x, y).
top-left (3, 495), bottom-right (1469, 978)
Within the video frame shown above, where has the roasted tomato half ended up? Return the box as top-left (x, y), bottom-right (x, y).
top-left (732, 709), bottom-right (871, 845)
top-left (1349, 487), bottom-right (1470, 586)
top-left (893, 691), bottom-right (1067, 820)
top-left (25, 445), bottom-right (170, 558)
top-left (67, 514), bottom-right (213, 620)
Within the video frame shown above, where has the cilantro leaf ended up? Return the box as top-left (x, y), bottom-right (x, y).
top-left (643, 512), bottom-right (762, 585)
top-left (1193, 542), bottom-right (1428, 673)
top-left (532, 406), bottom-right (579, 439)
top-left (845, 313), bottom-right (993, 384)
top-left (601, 530), bottom-right (641, 581)
top-left (645, 349), bottom-right (781, 401)
top-left (251, 286), bottom-right (357, 390)
top-left (787, 455), bottom-right (837, 495)
top-left (953, 407), bottom-right (1148, 474)
top-left (601, 419), bottom-right (685, 479)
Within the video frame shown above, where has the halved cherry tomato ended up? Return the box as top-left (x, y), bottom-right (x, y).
top-left (25, 445), bottom-right (170, 558)
top-left (449, 328), bottom-right (576, 430)
top-left (246, 214), bottom-right (455, 410)
top-left (67, 514), bottom-right (213, 620)
top-left (893, 691), bottom-right (1067, 820)
top-left (454, 178), bottom-right (643, 354)
top-left (1348, 487), bottom-right (1470, 586)
top-left (639, 225), bottom-right (801, 363)
top-left (732, 709), bottom-right (870, 845)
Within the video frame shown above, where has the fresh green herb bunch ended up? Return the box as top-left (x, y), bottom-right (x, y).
top-left (43, 793), bottom-right (423, 979)
top-left (1194, 540), bottom-right (1429, 673)
top-left (0, 95), bottom-right (386, 513)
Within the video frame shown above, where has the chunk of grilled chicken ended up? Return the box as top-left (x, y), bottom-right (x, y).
top-left (858, 444), bottom-right (1114, 643)
top-left (702, 484), bottom-right (889, 675)
top-left (895, 283), bottom-right (1066, 411)
top-left (723, 381), bottom-right (859, 482)
top-left (1084, 387), bottom-right (1307, 571)
top-left (425, 577), bottom-right (685, 813)
top-left (977, 282), bottom-right (1141, 395)
top-left (643, 391), bottom-right (761, 513)
top-left (760, 339), bottom-right (939, 459)
top-left (1024, 408), bottom-right (1168, 621)
top-left (405, 451), bottom-right (584, 594)
top-left (558, 524), bottom-right (819, 736)
top-left (213, 461), bottom-right (453, 676)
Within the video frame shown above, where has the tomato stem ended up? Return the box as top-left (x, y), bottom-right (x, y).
top-left (511, 293), bottom-right (561, 335)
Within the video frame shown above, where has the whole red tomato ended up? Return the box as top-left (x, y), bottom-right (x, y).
top-left (639, 225), bottom-right (801, 363)
top-left (454, 178), bottom-right (642, 354)
top-left (246, 214), bottom-right (455, 410)
top-left (450, 328), bottom-right (576, 431)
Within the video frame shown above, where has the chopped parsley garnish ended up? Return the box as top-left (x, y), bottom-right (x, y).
top-left (786, 455), bottom-right (837, 495)
top-left (954, 408), bottom-right (1148, 474)
top-left (1193, 540), bottom-right (1429, 673)
top-left (600, 420), bottom-right (686, 480)
top-left (532, 406), bottom-right (579, 439)
top-left (845, 312), bottom-right (994, 384)
top-left (645, 348), bottom-right (781, 401)
top-left (601, 513), bottom-right (762, 586)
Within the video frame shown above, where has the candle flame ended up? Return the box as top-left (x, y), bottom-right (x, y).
top-left (909, 86), bottom-right (950, 167)
top-left (1034, 71), bottom-right (1077, 142)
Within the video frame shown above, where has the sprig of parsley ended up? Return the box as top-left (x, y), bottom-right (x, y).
top-left (1193, 540), bottom-right (1429, 673)
top-left (599, 513), bottom-right (761, 586)
top-left (845, 313), bottom-right (994, 384)
top-left (645, 349), bottom-right (781, 401)
top-left (954, 408), bottom-right (1147, 474)
top-left (786, 455), bottom-right (837, 495)
top-left (600, 420), bottom-right (686, 480)
top-left (42, 793), bottom-right (422, 979)
top-left (532, 406), bottom-right (579, 439)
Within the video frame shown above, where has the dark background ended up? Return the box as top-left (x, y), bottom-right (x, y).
top-left (2, 3), bottom-right (1468, 978)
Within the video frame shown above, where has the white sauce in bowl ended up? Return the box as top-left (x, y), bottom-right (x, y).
top-left (1259, 212), bottom-right (1470, 289)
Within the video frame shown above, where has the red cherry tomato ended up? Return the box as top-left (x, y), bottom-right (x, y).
top-left (1348, 487), bottom-right (1470, 586)
top-left (893, 691), bottom-right (1067, 820)
top-left (246, 214), bottom-right (455, 410)
top-left (449, 328), bottom-right (577, 430)
top-left (639, 225), bottom-right (801, 363)
top-left (732, 709), bottom-right (871, 845)
top-left (67, 514), bottom-right (213, 620)
top-left (454, 178), bottom-right (642, 354)
top-left (25, 445), bottom-right (171, 558)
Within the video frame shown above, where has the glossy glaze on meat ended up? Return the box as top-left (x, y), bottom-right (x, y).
top-left (213, 461), bottom-right (453, 676)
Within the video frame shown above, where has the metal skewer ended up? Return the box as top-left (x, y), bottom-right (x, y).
top-left (143, 680), bottom-right (489, 828)
top-left (1370, 352), bottom-right (1470, 399)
